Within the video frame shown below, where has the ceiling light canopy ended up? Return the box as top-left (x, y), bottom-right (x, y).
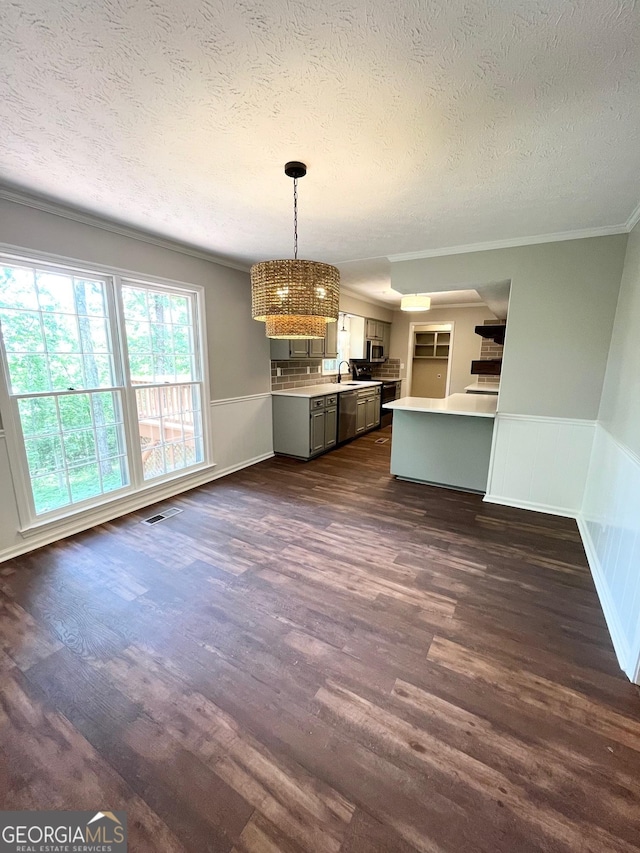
top-left (400, 294), bottom-right (431, 312)
top-left (251, 162), bottom-right (340, 339)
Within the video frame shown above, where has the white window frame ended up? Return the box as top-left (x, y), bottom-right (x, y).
top-left (0, 249), bottom-right (213, 534)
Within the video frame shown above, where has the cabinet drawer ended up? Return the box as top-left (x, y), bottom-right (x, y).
top-left (311, 397), bottom-right (326, 410)
top-left (325, 395), bottom-right (337, 407)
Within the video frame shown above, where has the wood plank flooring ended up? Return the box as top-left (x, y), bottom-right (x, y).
top-left (1, 426), bottom-right (639, 852)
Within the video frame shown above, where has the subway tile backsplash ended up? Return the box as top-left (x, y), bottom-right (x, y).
top-left (271, 360), bottom-right (326, 389)
top-left (478, 319), bottom-right (505, 384)
top-left (270, 357), bottom-right (402, 390)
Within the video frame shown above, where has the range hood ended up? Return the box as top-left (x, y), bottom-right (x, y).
top-left (474, 324), bottom-right (505, 345)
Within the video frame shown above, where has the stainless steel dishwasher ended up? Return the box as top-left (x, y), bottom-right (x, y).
top-left (338, 390), bottom-right (358, 443)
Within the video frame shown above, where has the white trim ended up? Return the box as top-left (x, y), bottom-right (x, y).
top-left (0, 187), bottom-right (248, 272)
top-left (494, 413), bottom-right (597, 428)
top-left (405, 322), bottom-right (454, 398)
top-left (483, 493), bottom-right (579, 519)
top-left (388, 224), bottom-right (628, 262)
top-left (210, 392), bottom-right (271, 407)
top-left (576, 515), bottom-right (631, 676)
top-left (626, 200), bottom-right (640, 232)
top-left (0, 451), bottom-right (273, 564)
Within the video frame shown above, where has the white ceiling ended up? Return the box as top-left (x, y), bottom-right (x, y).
top-left (1, 0), bottom-right (640, 290)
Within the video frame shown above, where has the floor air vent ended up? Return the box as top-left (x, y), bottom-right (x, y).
top-left (141, 507), bottom-right (183, 525)
top-left (375, 437), bottom-right (390, 444)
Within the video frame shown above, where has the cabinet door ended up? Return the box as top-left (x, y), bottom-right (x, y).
top-left (324, 320), bottom-right (338, 358)
top-left (310, 410), bottom-right (326, 453)
top-left (324, 406), bottom-right (337, 448)
top-left (356, 398), bottom-right (367, 433)
top-left (382, 323), bottom-right (391, 357)
top-left (365, 397), bottom-right (378, 429)
top-left (290, 339), bottom-right (310, 357)
top-left (308, 337), bottom-right (325, 357)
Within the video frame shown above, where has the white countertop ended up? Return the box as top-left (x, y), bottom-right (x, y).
top-left (272, 381), bottom-right (382, 398)
top-left (383, 393), bottom-right (497, 418)
top-left (464, 382), bottom-right (500, 394)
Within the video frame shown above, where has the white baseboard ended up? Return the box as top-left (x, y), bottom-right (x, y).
top-left (483, 494), bottom-right (578, 519)
top-left (576, 515), bottom-right (632, 678)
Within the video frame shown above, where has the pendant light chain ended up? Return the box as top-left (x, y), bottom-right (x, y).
top-left (293, 176), bottom-right (298, 260)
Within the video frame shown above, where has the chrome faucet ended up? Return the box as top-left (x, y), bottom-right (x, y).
top-left (337, 361), bottom-right (351, 383)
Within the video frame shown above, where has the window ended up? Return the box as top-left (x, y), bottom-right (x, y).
top-left (0, 257), bottom-right (208, 525)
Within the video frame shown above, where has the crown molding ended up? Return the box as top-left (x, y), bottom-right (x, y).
top-left (626, 200), bottom-right (640, 232)
top-left (387, 223), bottom-right (629, 262)
top-left (339, 285), bottom-right (397, 310)
top-left (0, 187), bottom-right (249, 273)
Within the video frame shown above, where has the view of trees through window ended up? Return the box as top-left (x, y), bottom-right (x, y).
top-left (0, 260), bottom-right (205, 519)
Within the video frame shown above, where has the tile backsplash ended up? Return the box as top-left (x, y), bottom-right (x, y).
top-left (270, 357), bottom-right (402, 390)
top-left (271, 359), bottom-right (326, 389)
top-left (372, 359), bottom-right (401, 380)
top-left (478, 320), bottom-right (505, 384)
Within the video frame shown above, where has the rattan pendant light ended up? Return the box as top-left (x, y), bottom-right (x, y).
top-left (251, 162), bottom-right (340, 339)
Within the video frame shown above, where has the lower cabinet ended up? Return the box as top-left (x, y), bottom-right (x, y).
top-left (357, 386), bottom-right (381, 433)
top-left (272, 387), bottom-right (379, 460)
top-left (324, 404), bottom-right (337, 448)
top-left (273, 393), bottom-right (338, 460)
top-left (356, 398), bottom-right (367, 434)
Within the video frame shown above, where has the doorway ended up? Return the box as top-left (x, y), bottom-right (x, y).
top-left (407, 323), bottom-right (453, 398)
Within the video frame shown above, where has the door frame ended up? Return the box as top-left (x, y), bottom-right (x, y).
top-left (406, 322), bottom-right (454, 398)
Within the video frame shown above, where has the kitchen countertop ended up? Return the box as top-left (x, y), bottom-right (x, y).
top-left (464, 382), bottom-right (500, 394)
top-left (383, 393), bottom-right (497, 418)
top-left (272, 381), bottom-right (382, 398)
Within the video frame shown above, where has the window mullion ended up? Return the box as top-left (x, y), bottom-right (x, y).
top-left (111, 275), bottom-right (145, 490)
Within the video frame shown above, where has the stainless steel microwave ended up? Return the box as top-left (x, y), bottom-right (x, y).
top-left (366, 340), bottom-right (385, 362)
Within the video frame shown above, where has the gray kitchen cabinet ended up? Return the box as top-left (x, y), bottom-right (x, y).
top-left (365, 396), bottom-right (379, 429)
top-left (273, 392), bottom-right (339, 459)
top-left (290, 338), bottom-right (310, 357)
top-left (356, 398), bottom-right (367, 433)
top-left (324, 404), bottom-right (337, 447)
top-left (270, 324), bottom-right (336, 360)
top-left (382, 322), bottom-right (391, 357)
top-left (310, 409), bottom-right (326, 453)
top-left (366, 318), bottom-right (383, 340)
top-left (309, 337), bottom-right (325, 357)
top-left (324, 320), bottom-right (338, 358)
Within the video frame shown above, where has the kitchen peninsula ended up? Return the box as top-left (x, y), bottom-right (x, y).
top-left (383, 393), bottom-right (497, 493)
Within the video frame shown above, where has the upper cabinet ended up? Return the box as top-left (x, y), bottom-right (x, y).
top-left (270, 316), bottom-right (388, 361)
top-left (270, 321), bottom-right (339, 360)
top-left (366, 319), bottom-right (385, 340)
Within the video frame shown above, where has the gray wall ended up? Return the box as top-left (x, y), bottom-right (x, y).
top-left (0, 198), bottom-right (271, 403)
top-left (392, 235), bottom-right (628, 419)
top-left (598, 221), bottom-right (640, 457)
top-left (340, 290), bottom-right (394, 323)
top-left (390, 305), bottom-right (496, 394)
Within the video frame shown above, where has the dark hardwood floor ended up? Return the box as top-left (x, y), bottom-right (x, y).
top-left (1, 426), bottom-right (639, 852)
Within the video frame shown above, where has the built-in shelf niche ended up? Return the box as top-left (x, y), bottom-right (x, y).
top-left (414, 330), bottom-right (450, 359)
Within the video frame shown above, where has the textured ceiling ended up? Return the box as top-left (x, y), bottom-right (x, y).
top-left (1, 0), bottom-right (640, 274)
